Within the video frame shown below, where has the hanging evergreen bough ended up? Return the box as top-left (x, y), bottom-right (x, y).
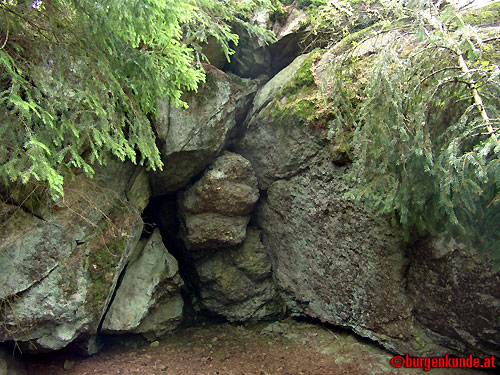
top-left (347, 0), bottom-right (500, 260)
top-left (0, 0), bottom-right (272, 200)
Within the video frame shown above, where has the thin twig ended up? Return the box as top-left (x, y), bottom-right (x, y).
top-left (0, 7), bottom-right (9, 50)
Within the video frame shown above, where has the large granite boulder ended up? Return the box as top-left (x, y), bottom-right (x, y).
top-left (0, 161), bottom-right (148, 352)
top-left (268, 7), bottom-right (309, 74)
top-left (195, 228), bottom-right (281, 321)
top-left (225, 10), bottom-right (272, 78)
top-left (102, 229), bottom-right (184, 338)
top-left (234, 48), bottom-right (500, 358)
top-left (151, 67), bottom-right (235, 195)
top-left (180, 213), bottom-right (250, 253)
top-left (254, 153), bottom-right (430, 354)
top-left (236, 52), bottom-right (321, 190)
top-left (151, 67), bottom-right (261, 196)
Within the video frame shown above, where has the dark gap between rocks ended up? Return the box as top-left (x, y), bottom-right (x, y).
top-left (140, 194), bottom-right (227, 328)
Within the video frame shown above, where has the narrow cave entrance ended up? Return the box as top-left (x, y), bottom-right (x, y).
top-left (140, 194), bottom-right (221, 326)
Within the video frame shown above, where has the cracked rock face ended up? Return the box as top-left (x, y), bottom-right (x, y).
top-left (254, 156), bottom-right (425, 353)
top-left (235, 50), bottom-right (430, 355)
top-left (407, 239), bottom-right (500, 358)
top-left (235, 53), bottom-right (322, 190)
top-left (151, 68), bottom-right (260, 196)
top-left (177, 152), bottom-right (280, 320)
top-left (102, 229), bottom-right (184, 338)
top-left (151, 67), bottom-right (236, 196)
top-left (180, 152), bottom-right (260, 217)
top-left (234, 49), bottom-right (500, 358)
top-left (0, 161), bottom-right (148, 353)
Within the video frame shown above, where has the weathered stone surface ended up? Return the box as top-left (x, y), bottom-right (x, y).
top-left (194, 228), bottom-right (281, 321)
top-left (237, 42), bottom-right (500, 358)
top-left (227, 7), bottom-right (307, 78)
top-left (268, 7), bottom-right (308, 74)
top-left (255, 156), bottom-right (435, 354)
top-left (151, 67), bottom-right (235, 195)
top-left (135, 293), bottom-right (184, 339)
top-left (180, 213), bottom-right (250, 252)
top-left (126, 167), bottom-right (151, 214)
top-left (407, 239), bottom-right (500, 357)
top-left (235, 54), bottom-right (321, 190)
top-left (201, 36), bottom-right (228, 69)
top-left (0, 203), bottom-right (73, 300)
top-left (251, 52), bottom-right (312, 116)
top-left (178, 152), bottom-right (259, 256)
top-left (0, 346), bottom-right (26, 375)
top-left (0, 161), bottom-right (146, 352)
top-left (102, 229), bottom-right (184, 337)
top-left (180, 152), bottom-right (259, 217)
top-left (226, 10), bottom-right (272, 78)
top-left (238, 50), bottom-right (426, 352)
top-left (0, 162), bottom-right (142, 300)
top-left (175, 152), bottom-right (276, 321)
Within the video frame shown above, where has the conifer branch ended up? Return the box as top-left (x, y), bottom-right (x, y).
top-left (457, 53), bottom-right (496, 140)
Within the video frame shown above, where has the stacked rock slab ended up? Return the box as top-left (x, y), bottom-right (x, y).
top-left (178, 151), bottom-right (259, 256)
top-left (178, 152), bottom-right (281, 321)
top-left (102, 229), bottom-right (184, 339)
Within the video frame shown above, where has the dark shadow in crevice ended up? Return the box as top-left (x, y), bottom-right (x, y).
top-left (140, 194), bottom-right (217, 327)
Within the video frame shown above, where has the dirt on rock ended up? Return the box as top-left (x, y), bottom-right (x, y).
top-left (25, 319), bottom-right (487, 375)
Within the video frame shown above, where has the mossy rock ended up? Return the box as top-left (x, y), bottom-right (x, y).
top-left (268, 51), bottom-right (321, 125)
top-left (84, 210), bottom-right (143, 319)
top-left (463, 1), bottom-right (500, 26)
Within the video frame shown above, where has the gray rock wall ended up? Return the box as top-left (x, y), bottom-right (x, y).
top-left (235, 51), bottom-right (500, 358)
top-left (0, 161), bottom-right (147, 352)
top-left (102, 229), bottom-right (184, 338)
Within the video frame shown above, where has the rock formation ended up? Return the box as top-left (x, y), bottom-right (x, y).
top-left (0, 161), bottom-right (147, 353)
top-left (177, 152), bottom-right (280, 321)
top-left (0, 2), bottom-right (499, 365)
top-left (102, 229), bottom-right (184, 339)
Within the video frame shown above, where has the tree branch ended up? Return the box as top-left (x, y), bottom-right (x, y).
top-left (457, 53), bottom-right (496, 140)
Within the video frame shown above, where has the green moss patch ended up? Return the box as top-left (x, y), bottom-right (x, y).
top-left (84, 211), bottom-right (138, 317)
top-left (463, 1), bottom-right (500, 26)
top-left (262, 49), bottom-right (359, 164)
top-left (268, 52), bottom-right (322, 126)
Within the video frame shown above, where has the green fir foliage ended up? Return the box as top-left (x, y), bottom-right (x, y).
top-left (0, 0), bottom-right (271, 200)
top-left (346, 0), bottom-right (500, 260)
top-left (302, 0), bottom-right (388, 50)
